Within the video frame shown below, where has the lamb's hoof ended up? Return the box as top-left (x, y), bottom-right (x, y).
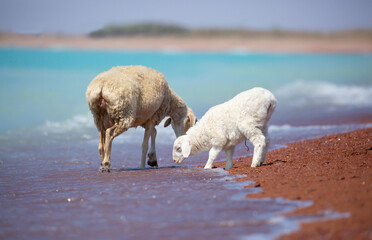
top-left (251, 162), bottom-right (262, 168)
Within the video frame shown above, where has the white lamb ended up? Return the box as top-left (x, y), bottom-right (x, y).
top-left (86, 66), bottom-right (196, 172)
top-left (172, 87), bottom-right (277, 169)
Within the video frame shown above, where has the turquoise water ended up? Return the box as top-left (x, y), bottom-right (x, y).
top-left (1, 48), bottom-right (372, 132)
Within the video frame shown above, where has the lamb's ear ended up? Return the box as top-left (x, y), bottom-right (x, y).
top-left (164, 118), bottom-right (172, 127)
top-left (193, 118), bottom-right (198, 127)
top-left (181, 138), bottom-right (191, 158)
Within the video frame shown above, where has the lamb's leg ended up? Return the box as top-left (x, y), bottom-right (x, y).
top-left (249, 129), bottom-right (268, 167)
top-left (225, 147), bottom-right (235, 170)
top-left (147, 127), bottom-right (158, 167)
top-left (204, 147), bottom-right (222, 169)
top-left (261, 126), bottom-right (270, 165)
top-left (140, 125), bottom-right (153, 169)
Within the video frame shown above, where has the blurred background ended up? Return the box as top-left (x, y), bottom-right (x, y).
top-left (1, 0), bottom-right (372, 34)
top-left (0, 0), bottom-right (371, 134)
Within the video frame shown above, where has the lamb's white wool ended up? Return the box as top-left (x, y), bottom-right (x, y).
top-left (172, 87), bottom-right (277, 169)
top-left (86, 66), bottom-right (196, 172)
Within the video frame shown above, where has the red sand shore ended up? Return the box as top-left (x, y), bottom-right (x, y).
top-left (1, 33), bottom-right (372, 53)
top-left (214, 127), bottom-right (372, 239)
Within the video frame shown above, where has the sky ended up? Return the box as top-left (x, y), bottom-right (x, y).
top-left (0, 0), bottom-right (372, 34)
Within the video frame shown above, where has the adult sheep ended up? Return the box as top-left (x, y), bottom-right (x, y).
top-left (86, 66), bottom-right (196, 172)
top-left (172, 87), bottom-right (276, 169)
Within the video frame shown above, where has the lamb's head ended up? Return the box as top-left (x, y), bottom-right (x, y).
top-left (172, 135), bottom-right (191, 163)
top-left (164, 107), bottom-right (197, 137)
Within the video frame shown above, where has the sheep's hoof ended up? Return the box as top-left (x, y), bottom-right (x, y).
top-left (99, 167), bottom-right (111, 173)
top-left (100, 162), bottom-right (111, 172)
top-left (147, 153), bottom-right (158, 168)
top-left (147, 160), bottom-right (158, 168)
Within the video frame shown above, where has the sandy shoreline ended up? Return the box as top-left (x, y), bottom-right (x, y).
top-left (214, 127), bottom-right (372, 239)
top-left (1, 33), bottom-right (372, 53)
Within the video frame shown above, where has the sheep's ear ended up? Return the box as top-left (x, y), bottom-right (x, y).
top-left (164, 118), bottom-right (172, 127)
top-left (186, 116), bottom-right (190, 123)
top-left (181, 139), bottom-right (191, 158)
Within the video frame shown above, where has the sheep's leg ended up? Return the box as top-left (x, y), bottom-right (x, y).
top-left (101, 124), bottom-right (126, 172)
top-left (147, 127), bottom-right (158, 167)
top-left (204, 147), bottom-right (222, 169)
top-left (225, 147), bottom-right (235, 170)
top-left (100, 127), bottom-right (114, 172)
top-left (98, 129), bottom-right (105, 162)
top-left (140, 125), bottom-right (153, 169)
top-left (249, 129), bottom-right (268, 167)
top-left (100, 125), bottom-right (116, 172)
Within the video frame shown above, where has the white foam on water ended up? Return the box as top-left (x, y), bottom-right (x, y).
top-left (113, 120), bottom-right (176, 145)
top-left (241, 216), bottom-right (300, 240)
top-left (39, 113), bottom-right (94, 135)
top-left (209, 167), bottom-right (230, 176)
top-left (37, 114), bottom-right (176, 143)
top-left (240, 209), bottom-right (350, 240)
top-left (276, 80), bottom-right (372, 109)
top-left (239, 197), bottom-right (350, 240)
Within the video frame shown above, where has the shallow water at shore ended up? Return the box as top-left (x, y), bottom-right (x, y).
top-left (0, 162), bottom-right (310, 240)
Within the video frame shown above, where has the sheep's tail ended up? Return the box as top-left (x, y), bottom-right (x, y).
top-left (98, 94), bottom-right (106, 108)
top-left (86, 84), bottom-right (107, 130)
top-left (86, 84), bottom-right (106, 111)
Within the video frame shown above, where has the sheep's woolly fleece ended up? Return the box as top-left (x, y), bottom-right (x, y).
top-left (86, 65), bottom-right (196, 170)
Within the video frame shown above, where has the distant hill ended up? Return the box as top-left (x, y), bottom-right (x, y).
top-left (88, 23), bottom-right (372, 39)
top-left (89, 23), bottom-right (189, 37)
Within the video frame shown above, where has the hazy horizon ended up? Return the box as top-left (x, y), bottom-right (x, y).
top-left (1, 0), bottom-right (372, 35)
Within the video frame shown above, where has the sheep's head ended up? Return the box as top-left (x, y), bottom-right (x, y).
top-left (164, 107), bottom-right (197, 137)
top-left (172, 135), bottom-right (191, 163)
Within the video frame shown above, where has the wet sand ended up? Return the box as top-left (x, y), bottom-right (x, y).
top-left (1, 33), bottom-right (372, 53)
top-left (214, 127), bottom-right (372, 239)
